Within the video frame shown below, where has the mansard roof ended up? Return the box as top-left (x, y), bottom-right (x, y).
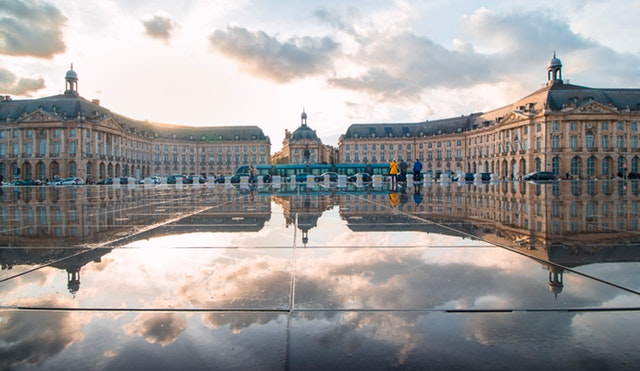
top-left (290, 124), bottom-right (320, 142)
top-left (0, 93), bottom-right (269, 143)
top-left (344, 82), bottom-right (640, 140)
top-left (342, 113), bottom-right (482, 140)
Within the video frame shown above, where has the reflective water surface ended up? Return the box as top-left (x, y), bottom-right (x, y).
top-left (1, 180), bottom-right (639, 370)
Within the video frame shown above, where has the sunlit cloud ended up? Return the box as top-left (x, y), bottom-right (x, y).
top-left (0, 0), bottom-right (67, 58)
top-left (0, 67), bottom-right (45, 95)
top-left (124, 312), bottom-right (187, 347)
top-left (0, 296), bottom-right (84, 369)
top-left (209, 25), bottom-right (340, 83)
top-left (142, 10), bottom-right (178, 44)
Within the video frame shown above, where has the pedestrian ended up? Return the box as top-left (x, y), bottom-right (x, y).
top-left (399, 159), bottom-right (408, 184)
top-left (412, 159), bottom-right (422, 181)
top-left (389, 159), bottom-right (399, 189)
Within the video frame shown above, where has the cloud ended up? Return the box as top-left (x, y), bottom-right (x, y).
top-left (0, 0), bottom-right (67, 58)
top-left (209, 25), bottom-right (340, 83)
top-left (124, 313), bottom-right (187, 347)
top-left (142, 11), bottom-right (178, 43)
top-left (0, 297), bottom-right (84, 369)
top-left (0, 67), bottom-right (45, 95)
top-left (321, 5), bottom-right (640, 102)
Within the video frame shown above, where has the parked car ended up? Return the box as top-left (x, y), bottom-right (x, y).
top-left (140, 176), bottom-right (160, 184)
top-left (96, 178), bottom-right (115, 185)
top-left (291, 173), bottom-right (312, 183)
top-left (315, 172), bottom-right (339, 182)
top-left (523, 171), bottom-right (556, 181)
top-left (59, 177), bottom-right (84, 185)
top-left (347, 173), bottom-right (372, 182)
top-left (187, 175), bottom-right (206, 184)
top-left (13, 179), bottom-right (37, 186)
top-left (167, 175), bottom-right (187, 184)
top-left (230, 173), bottom-right (250, 183)
top-left (119, 177), bottom-right (137, 185)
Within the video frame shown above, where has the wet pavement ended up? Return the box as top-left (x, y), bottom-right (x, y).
top-left (1, 180), bottom-right (639, 370)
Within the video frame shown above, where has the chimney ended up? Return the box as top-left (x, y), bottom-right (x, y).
top-left (91, 99), bottom-right (100, 105)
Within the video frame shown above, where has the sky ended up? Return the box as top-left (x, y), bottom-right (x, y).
top-left (1, 0), bottom-right (640, 152)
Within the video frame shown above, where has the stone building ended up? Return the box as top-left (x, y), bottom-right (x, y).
top-left (0, 66), bottom-right (270, 182)
top-left (271, 109), bottom-right (336, 165)
top-left (339, 54), bottom-right (640, 180)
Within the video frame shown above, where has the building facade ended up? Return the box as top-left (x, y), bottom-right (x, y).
top-left (271, 109), bottom-right (336, 165)
top-left (0, 67), bottom-right (271, 182)
top-left (339, 54), bottom-right (640, 180)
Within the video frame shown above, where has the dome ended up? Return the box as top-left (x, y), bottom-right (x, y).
top-left (301, 110), bottom-right (307, 119)
top-left (291, 125), bottom-right (319, 142)
top-left (65, 64), bottom-right (78, 80)
top-left (548, 52), bottom-right (562, 69)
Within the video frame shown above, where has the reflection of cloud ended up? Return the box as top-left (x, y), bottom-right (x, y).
top-left (124, 312), bottom-right (186, 347)
top-left (0, 0), bottom-right (67, 58)
top-left (0, 297), bottom-right (83, 369)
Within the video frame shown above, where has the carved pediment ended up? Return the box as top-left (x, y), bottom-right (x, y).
top-left (571, 101), bottom-right (618, 114)
top-left (99, 118), bottom-right (124, 131)
top-left (18, 109), bottom-right (59, 123)
top-left (500, 111), bottom-right (530, 125)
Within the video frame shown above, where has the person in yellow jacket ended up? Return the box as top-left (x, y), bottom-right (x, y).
top-left (389, 159), bottom-right (399, 189)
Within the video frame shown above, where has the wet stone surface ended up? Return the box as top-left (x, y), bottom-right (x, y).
top-left (1, 180), bottom-right (639, 370)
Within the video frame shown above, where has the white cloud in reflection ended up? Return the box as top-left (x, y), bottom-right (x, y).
top-left (0, 296), bottom-right (85, 369)
top-left (124, 312), bottom-right (187, 347)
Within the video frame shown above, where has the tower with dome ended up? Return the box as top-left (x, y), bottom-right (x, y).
top-left (271, 109), bottom-right (337, 165)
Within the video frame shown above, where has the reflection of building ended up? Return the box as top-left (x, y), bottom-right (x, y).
top-left (0, 186), bottom-right (272, 246)
top-left (273, 190), bottom-right (336, 246)
top-left (0, 186), bottom-right (272, 293)
top-left (271, 109), bottom-right (336, 165)
top-left (337, 181), bottom-right (640, 297)
top-left (339, 54), bottom-right (640, 180)
top-left (0, 66), bottom-right (270, 182)
top-left (0, 247), bottom-right (111, 295)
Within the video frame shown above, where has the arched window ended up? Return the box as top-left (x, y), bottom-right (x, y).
top-left (587, 156), bottom-right (596, 177)
top-left (552, 156), bottom-right (560, 176)
top-left (571, 157), bottom-right (581, 177)
top-left (603, 157), bottom-right (612, 177)
top-left (618, 156), bottom-right (626, 177)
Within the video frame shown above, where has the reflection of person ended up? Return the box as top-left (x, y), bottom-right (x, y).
top-left (413, 187), bottom-right (423, 205)
top-left (249, 165), bottom-right (256, 183)
top-left (389, 190), bottom-right (399, 207)
top-left (389, 159), bottom-right (399, 189)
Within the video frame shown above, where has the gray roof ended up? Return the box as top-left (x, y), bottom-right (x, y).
top-left (343, 114), bottom-right (481, 139)
top-left (344, 82), bottom-right (640, 139)
top-left (0, 93), bottom-right (269, 143)
top-left (291, 124), bottom-right (320, 142)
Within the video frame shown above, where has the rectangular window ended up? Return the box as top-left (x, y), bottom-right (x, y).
top-left (570, 135), bottom-right (578, 150)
